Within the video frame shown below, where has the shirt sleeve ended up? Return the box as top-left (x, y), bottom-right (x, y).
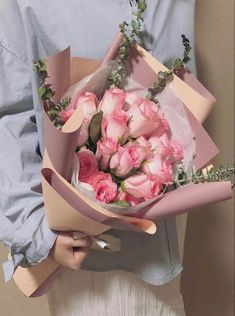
top-left (0, 43), bottom-right (57, 281)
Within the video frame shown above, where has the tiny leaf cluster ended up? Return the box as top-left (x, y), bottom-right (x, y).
top-left (147, 34), bottom-right (192, 102)
top-left (33, 59), bottom-right (71, 128)
top-left (174, 165), bottom-right (235, 187)
top-left (109, 1), bottom-right (147, 87)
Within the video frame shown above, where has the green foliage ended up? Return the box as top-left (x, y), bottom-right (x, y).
top-left (192, 165), bottom-right (235, 184)
top-left (33, 59), bottom-right (71, 128)
top-left (109, 168), bottom-right (140, 188)
top-left (88, 111), bottom-right (103, 146)
top-left (147, 34), bottom-right (192, 102)
top-left (172, 34), bottom-right (192, 71)
top-left (147, 71), bottom-right (174, 102)
top-left (112, 200), bottom-right (130, 207)
top-left (109, 0), bottom-right (147, 87)
top-left (58, 97), bottom-right (72, 110)
top-left (174, 164), bottom-right (235, 187)
top-left (120, 181), bottom-right (126, 192)
top-left (38, 84), bottom-right (55, 101)
top-left (33, 59), bottom-right (48, 82)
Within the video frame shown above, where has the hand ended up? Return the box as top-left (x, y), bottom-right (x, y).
top-left (49, 232), bottom-right (92, 271)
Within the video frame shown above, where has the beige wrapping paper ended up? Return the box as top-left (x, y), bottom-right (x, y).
top-left (13, 42), bottom-right (226, 297)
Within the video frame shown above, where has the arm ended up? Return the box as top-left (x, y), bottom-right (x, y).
top-left (0, 42), bottom-right (57, 280)
top-left (0, 43), bottom-right (90, 280)
top-left (0, 108), bottom-right (57, 280)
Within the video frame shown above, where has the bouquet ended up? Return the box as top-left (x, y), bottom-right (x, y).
top-left (12, 2), bottom-right (234, 297)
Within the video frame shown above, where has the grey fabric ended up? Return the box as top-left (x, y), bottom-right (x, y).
top-left (0, 0), bottom-right (196, 284)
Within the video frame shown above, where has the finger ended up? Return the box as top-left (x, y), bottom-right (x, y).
top-left (70, 236), bottom-right (92, 248)
top-left (70, 247), bottom-right (90, 271)
top-left (56, 232), bottom-right (75, 247)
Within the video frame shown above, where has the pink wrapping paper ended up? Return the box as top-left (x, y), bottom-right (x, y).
top-left (13, 34), bottom-right (233, 297)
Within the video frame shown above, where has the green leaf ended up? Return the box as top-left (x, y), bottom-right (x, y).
top-left (108, 1), bottom-right (147, 87)
top-left (39, 71), bottom-right (48, 82)
top-left (59, 97), bottom-right (72, 109)
top-left (45, 89), bottom-right (55, 99)
top-left (112, 200), bottom-right (130, 208)
top-left (138, 1), bottom-right (147, 11)
top-left (89, 111), bottom-right (103, 144)
top-left (118, 134), bottom-right (127, 146)
top-left (173, 58), bottom-right (182, 69)
top-left (33, 59), bottom-right (47, 72)
top-left (183, 56), bottom-right (191, 64)
top-left (38, 86), bottom-right (46, 98)
top-left (158, 71), bottom-right (165, 80)
top-left (120, 181), bottom-right (126, 192)
top-left (131, 20), bottom-right (138, 31)
top-left (39, 60), bottom-right (47, 72)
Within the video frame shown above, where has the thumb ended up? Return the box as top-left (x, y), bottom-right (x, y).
top-left (72, 247), bottom-right (90, 270)
top-left (71, 236), bottom-right (92, 248)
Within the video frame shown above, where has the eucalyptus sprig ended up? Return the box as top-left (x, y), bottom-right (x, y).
top-left (172, 34), bottom-right (191, 72)
top-left (174, 165), bottom-right (235, 188)
top-left (147, 34), bottom-right (192, 102)
top-left (33, 59), bottom-right (71, 128)
top-left (33, 59), bottom-right (55, 102)
top-left (192, 165), bottom-right (235, 184)
top-left (109, 0), bottom-right (147, 87)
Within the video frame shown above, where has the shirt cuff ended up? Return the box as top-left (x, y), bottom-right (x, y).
top-left (3, 207), bottom-right (57, 282)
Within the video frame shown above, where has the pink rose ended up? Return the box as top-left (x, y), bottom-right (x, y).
top-left (95, 179), bottom-right (117, 204)
top-left (59, 109), bottom-right (75, 123)
top-left (127, 98), bottom-right (161, 138)
top-left (127, 144), bottom-right (152, 166)
top-left (115, 190), bottom-right (144, 206)
top-left (96, 137), bottom-right (119, 170)
top-left (135, 136), bottom-right (153, 159)
top-left (74, 92), bottom-right (98, 146)
top-left (141, 155), bottom-right (173, 185)
top-left (75, 92), bottom-right (98, 122)
top-left (102, 110), bottom-right (130, 143)
top-left (77, 119), bottom-right (89, 146)
top-left (110, 142), bottom-right (150, 177)
top-left (98, 87), bottom-right (126, 116)
top-left (109, 147), bottom-right (133, 177)
top-left (77, 150), bottom-right (98, 182)
top-left (123, 173), bottom-right (161, 200)
top-left (86, 171), bottom-right (111, 187)
top-left (148, 134), bottom-right (171, 156)
top-left (116, 189), bottom-right (127, 201)
top-left (167, 140), bottom-right (184, 163)
top-left (148, 135), bottom-right (183, 163)
top-left (125, 193), bottom-right (144, 206)
top-left (124, 92), bottom-right (141, 111)
top-left (149, 111), bottom-right (170, 138)
top-left (86, 171), bottom-right (117, 204)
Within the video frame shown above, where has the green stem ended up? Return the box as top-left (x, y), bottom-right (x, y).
top-left (109, 1), bottom-right (147, 87)
top-left (147, 34), bottom-right (192, 102)
top-left (33, 59), bottom-right (72, 128)
top-left (174, 165), bottom-right (235, 187)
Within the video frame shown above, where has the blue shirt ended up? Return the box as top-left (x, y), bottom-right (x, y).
top-left (0, 0), bottom-right (196, 284)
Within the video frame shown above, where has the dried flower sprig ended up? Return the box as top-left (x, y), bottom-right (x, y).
top-left (174, 165), bottom-right (235, 188)
top-left (33, 59), bottom-right (71, 128)
top-left (109, 1), bottom-right (147, 87)
top-left (147, 34), bottom-right (192, 102)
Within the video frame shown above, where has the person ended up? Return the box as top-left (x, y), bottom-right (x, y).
top-left (0, 1), bottom-right (196, 314)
